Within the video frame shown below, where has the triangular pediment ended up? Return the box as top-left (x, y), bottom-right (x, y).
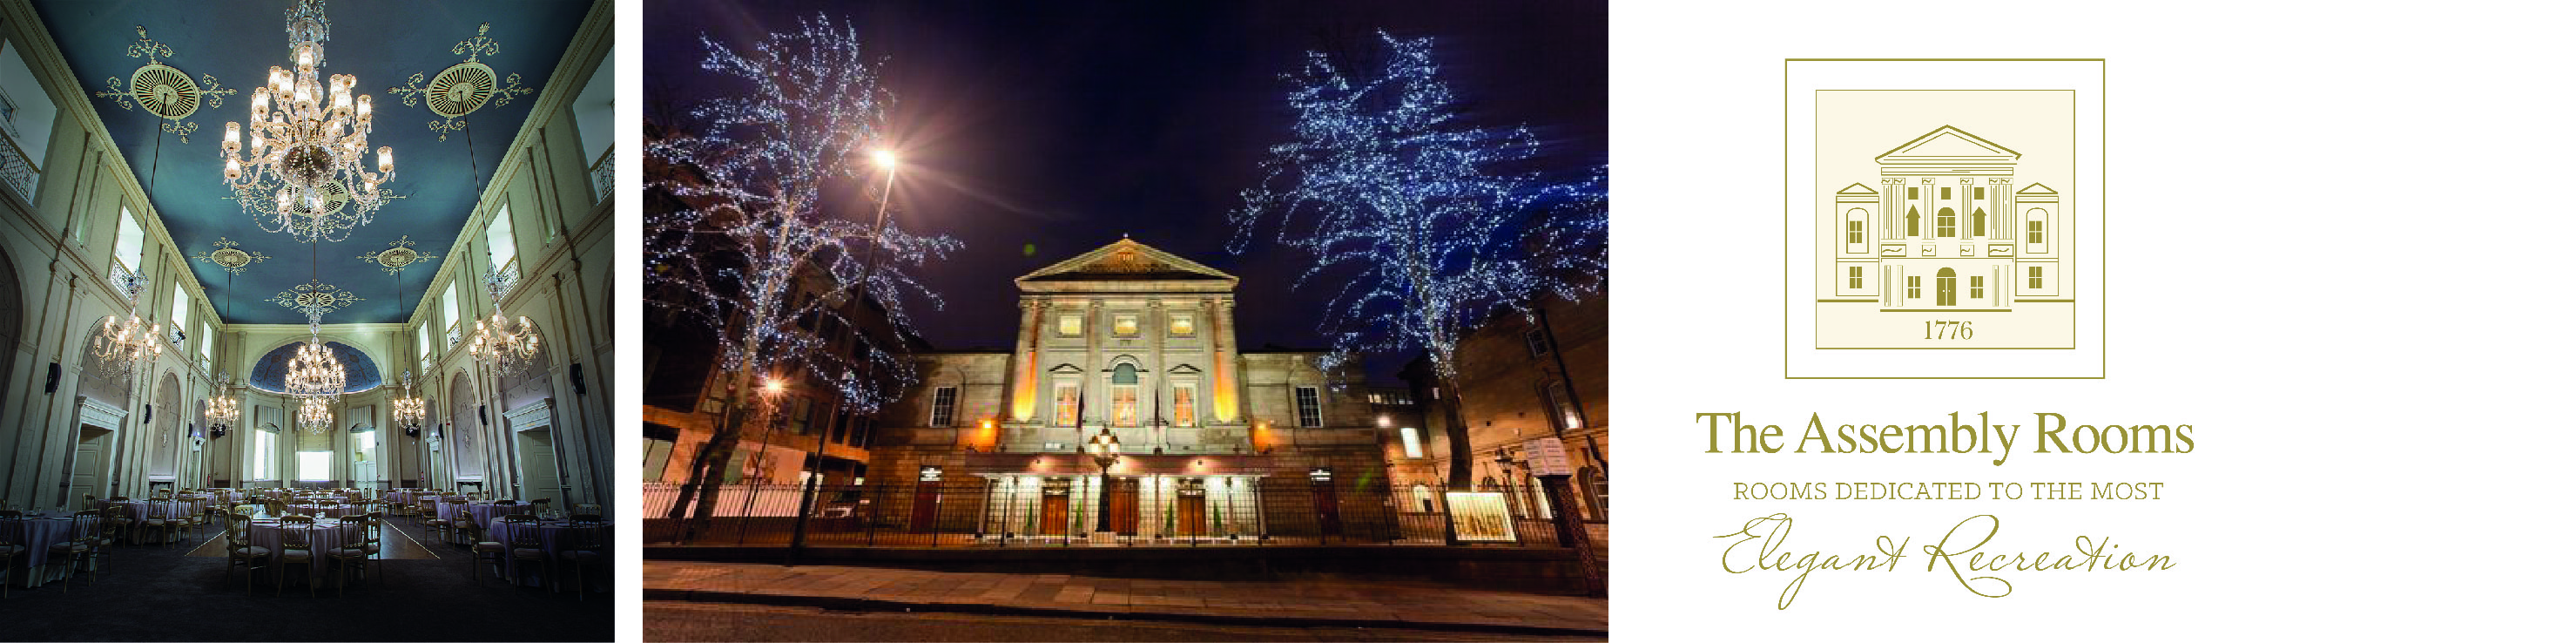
top-left (1835, 183), bottom-right (1878, 194)
top-left (1876, 125), bottom-right (2020, 163)
top-left (1017, 238), bottom-right (1238, 291)
top-left (2017, 183), bottom-right (2056, 194)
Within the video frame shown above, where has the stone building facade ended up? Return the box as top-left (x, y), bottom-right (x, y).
top-left (1390, 292), bottom-right (1608, 523)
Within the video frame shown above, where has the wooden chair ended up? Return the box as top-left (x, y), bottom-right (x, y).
top-left (328, 514), bottom-right (379, 596)
top-left (0, 510), bottom-right (25, 598)
top-left (44, 511), bottom-right (101, 592)
top-left (498, 514), bottom-right (549, 590)
top-left (138, 502), bottom-right (176, 547)
top-left (573, 503), bottom-right (602, 518)
top-left (274, 515), bottom-right (317, 597)
top-left (558, 515), bottom-right (608, 600)
top-left (223, 513), bottom-right (271, 595)
top-left (468, 517), bottom-right (509, 585)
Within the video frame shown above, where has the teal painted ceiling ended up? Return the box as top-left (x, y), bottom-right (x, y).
top-left (33, 0), bottom-right (592, 324)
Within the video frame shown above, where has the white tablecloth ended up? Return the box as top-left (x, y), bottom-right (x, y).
top-left (1, 515), bottom-right (94, 587)
top-left (285, 504), bottom-right (358, 518)
top-left (437, 502), bottom-right (534, 530)
top-left (245, 518), bottom-right (364, 583)
top-left (483, 519), bottom-right (610, 589)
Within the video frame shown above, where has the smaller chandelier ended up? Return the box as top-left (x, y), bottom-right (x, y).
top-left (206, 371), bottom-right (242, 437)
top-left (296, 396), bottom-right (334, 435)
top-left (468, 273), bottom-right (541, 376)
top-left (392, 370), bottom-right (428, 433)
top-left (89, 314), bottom-right (165, 382)
top-left (282, 319), bottom-right (347, 399)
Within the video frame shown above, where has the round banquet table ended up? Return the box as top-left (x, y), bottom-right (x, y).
top-left (245, 518), bottom-right (365, 584)
top-left (285, 504), bottom-right (359, 518)
top-left (98, 499), bottom-right (207, 543)
top-left (437, 502), bottom-right (534, 530)
top-left (0, 514), bottom-right (95, 587)
top-left (482, 518), bottom-right (611, 590)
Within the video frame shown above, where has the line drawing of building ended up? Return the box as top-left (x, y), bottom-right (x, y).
top-left (1819, 125), bottom-right (2071, 349)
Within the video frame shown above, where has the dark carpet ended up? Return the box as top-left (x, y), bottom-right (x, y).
top-left (1, 515), bottom-right (613, 641)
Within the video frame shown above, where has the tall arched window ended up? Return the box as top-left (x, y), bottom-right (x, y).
top-left (2026, 208), bottom-right (2049, 252)
top-left (1411, 484), bottom-right (1435, 512)
top-left (1971, 209), bottom-right (1987, 238)
top-left (1844, 209), bottom-right (1866, 245)
top-left (1936, 207), bottom-right (1958, 238)
top-left (1905, 206), bottom-right (1920, 237)
top-left (1935, 267), bottom-right (1958, 306)
top-left (1110, 362), bottom-right (1141, 426)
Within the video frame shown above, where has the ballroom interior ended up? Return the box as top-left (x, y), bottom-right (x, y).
top-left (0, 0), bottom-right (611, 638)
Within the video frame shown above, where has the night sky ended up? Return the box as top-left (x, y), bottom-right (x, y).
top-left (645, 0), bottom-right (1606, 381)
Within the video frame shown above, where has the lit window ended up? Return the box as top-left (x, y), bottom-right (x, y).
top-left (2029, 266), bottom-right (2045, 289)
top-left (1295, 387), bottom-right (1322, 428)
top-left (1545, 382), bottom-right (1580, 430)
top-left (929, 387), bottom-right (958, 427)
top-left (1057, 315), bottom-right (1082, 336)
top-left (1169, 315), bottom-right (1194, 336)
top-left (172, 288), bottom-right (191, 333)
top-left (297, 451), bottom-right (331, 481)
top-left (1907, 276), bottom-right (1921, 299)
top-left (1970, 275), bottom-right (1985, 300)
top-left (1110, 363), bottom-right (1140, 426)
top-left (1847, 267), bottom-right (1863, 289)
top-left (1053, 383), bottom-right (1081, 427)
top-left (1399, 427), bottom-right (1423, 458)
top-left (486, 203), bottom-right (517, 270)
top-left (114, 207), bottom-right (145, 270)
top-left (253, 430), bottom-right (275, 479)
top-left (1171, 385), bottom-right (1197, 427)
top-left (1523, 328), bottom-right (1550, 357)
top-left (1113, 315), bottom-right (1138, 336)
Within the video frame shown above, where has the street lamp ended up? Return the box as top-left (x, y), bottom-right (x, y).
top-left (870, 149), bottom-right (900, 168)
top-left (1088, 425), bottom-right (1120, 534)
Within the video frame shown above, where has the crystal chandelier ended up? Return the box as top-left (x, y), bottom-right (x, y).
top-left (219, 0), bottom-right (394, 243)
top-left (282, 317), bottom-right (347, 400)
top-left (206, 371), bottom-right (242, 438)
top-left (88, 276), bottom-right (165, 381)
top-left (468, 272), bottom-right (541, 376)
top-left (392, 370), bottom-right (428, 434)
top-left (296, 396), bottom-right (334, 435)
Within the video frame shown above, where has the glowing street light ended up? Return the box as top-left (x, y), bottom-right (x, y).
top-left (870, 149), bottom-right (900, 168)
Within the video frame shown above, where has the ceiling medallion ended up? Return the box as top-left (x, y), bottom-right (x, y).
top-left (91, 26), bottom-right (234, 143)
top-left (190, 236), bottom-right (272, 274)
top-left (269, 279), bottom-right (363, 318)
top-left (386, 23), bottom-right (534, 141)
top-left (220, 0), bottom-right (396, 244)
top-left (358, 234), bottom-right (441, 274)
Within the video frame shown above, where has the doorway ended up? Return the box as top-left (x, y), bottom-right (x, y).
top-left (911, 484), bottom-right (942, 532)
top-left (1935, 267), bottom-right (1958, 307)
top-left (516, 429), bottom-right (563, 504)
top-left (1105, 477), bottom-right (1138, 535)
top-left (1038, 490), bottom-right (1069, 536)
top-left (70, 426), bottom-right (111, 503)
top-left (1312, 482), bottom-right (1342, 537)
top-left (1177, 490), bottom-right (1206, 538)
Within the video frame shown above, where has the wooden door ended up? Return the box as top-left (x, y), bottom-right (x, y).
top-left (1312, 483), bottom-right (1341, 536)
top-left (1106, 478), bottom-right (1139, 535)
top-left (911, 484), bottom-right (941, 532)
top-left (1177, 493), bottom-right (1206, 538)
top-left (1039, 493), bottom-right (1069, 536)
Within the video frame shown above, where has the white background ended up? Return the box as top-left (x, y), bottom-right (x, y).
top-left (608, 1), bottom-right (2576, 640)
top-left (1612, 0), bottom-right (2571, 640)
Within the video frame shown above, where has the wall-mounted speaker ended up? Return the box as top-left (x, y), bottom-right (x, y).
top-left (44, 362), bottom-right (59, 393)
top-left (570, 363), bottom-right (587, 396)
top-left (143, 404), bottom-right (152, 424)
top-left (480, 404), bottom-right (489, 426)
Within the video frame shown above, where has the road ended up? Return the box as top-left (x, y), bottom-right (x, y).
top-left (647, 601), bottom-right (1605, 642)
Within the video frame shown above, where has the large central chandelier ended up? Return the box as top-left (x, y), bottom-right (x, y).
top-left (296, 396), bottom-right (334, 435)
top-left (89, 277), bottom-right (164, 381)
top-left (467, 271), bottom-right (541, 376)
top-left (392, 370), bottom-right (428, 435)
top-left (282, 317), bottom-right (347, 400)
top-left (220, 0), bottom-right (394, 243)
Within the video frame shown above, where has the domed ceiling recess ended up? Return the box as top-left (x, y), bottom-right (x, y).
top-left (33, 0), bottom-right (592, 324)
top-left (249, 340), bottom-right (381, 393)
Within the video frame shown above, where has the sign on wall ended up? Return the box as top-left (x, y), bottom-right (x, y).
top-left (1445, 491), bottom-right (1518, 542)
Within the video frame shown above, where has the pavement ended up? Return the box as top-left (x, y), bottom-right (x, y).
top-left (644, 560), bottom-right (1608, 639)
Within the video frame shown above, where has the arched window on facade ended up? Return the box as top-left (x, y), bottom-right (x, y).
top-left (1936, 207), bottom-right (1958, 238)
top-left (1578, 465), bottom-right (1607, 520)
top-left (1109, 362), bottom-right (1141, 426)
top-left (1844, 209), bottom-right (1867, 248)
top-left (1411, 484), bottom-right (1435, 513)
top-left (2026, 208), bottom-right (2048, 252)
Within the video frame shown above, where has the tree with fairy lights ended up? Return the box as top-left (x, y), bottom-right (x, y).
top-left (1229, 30), bottom-right (1608, 491)
top-left (645, 13), bottom-right (959, 531)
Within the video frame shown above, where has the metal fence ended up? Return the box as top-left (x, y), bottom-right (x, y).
top-left (643, 480), bottom-right (1604, 549)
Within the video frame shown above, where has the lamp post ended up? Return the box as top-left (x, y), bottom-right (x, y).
top-left (789, 149), bottom-right (900, 565)
top-left (1088, 425), bottom-right (1119, 536)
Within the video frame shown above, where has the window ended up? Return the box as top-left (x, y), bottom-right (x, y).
top-left (418, 324), bottom-right (432, 360)
top-left (1411, 484), bottom-right (1434, 512)
top-left (353, 430), bottom-right (376, 483)
top-left (1970, 275), bottom-right (1986, 301)
top-left (1110, 363), bottom-right (1140, 426)
top-left (1057, 315), bottom-right (1082, 336)
top-left (114, 207), bottom-right (145, 271)
top-left (1906, 187), bottom-right (1918, 200)
top-left (1053, 383), bottom-right (1080, 426)
top-left (1971, 209), bottom-right (1986, 237)
top-left (171, 288), bottom-right (191, 334)
top-left (297, 451), bottom-right (331, 481)
top-left (1170, 384), bottom-right (1197, 427)
top-left (442, 281), bottom-right (462, 339)
top-left (253, 429), bottom-right (275, 479)
top-left (1905, 207), bottom-right (1919, 237)
top-left (1847, 267), bottom-right (1863, 289)
top-left (198, 320), bottom-right (213, 362)
top-left (1975, 186), bottom-right (1986, 200)
top-left (1939, 186), bottom-right (1950, 200)
top-left (642, 438), bottom-right (677, 483)
top-left (485, 203), bottom-right (517, 271)
top-left (1399, 427), bottom-right (1424, 458)
top-left (789, 396), bottom-right (814, 435)
top-left (929, 387), bottom-right (958, 427)
top-left (2029, 266), bottom-right (2045, 289)
top-left (2026, 214), bottom-right (2047, 245)
top-left (1112, 315), bottom-right (1138, 336)
top-left (1523, 328), bottom-right (1550, 357)
top-left (1168, 314), bottom-right (1194, 336)
top-left (1545, 381), bottom-right (1581, 430)
top-left (1906, 276), bottom-right (1921, 299)
top-left (1845, 218), bottom-right (1864, 244)
top-left (1294, 386), bottom-right (1322, 428)
top-left (1936, 207), bottom-right (1957, 238)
